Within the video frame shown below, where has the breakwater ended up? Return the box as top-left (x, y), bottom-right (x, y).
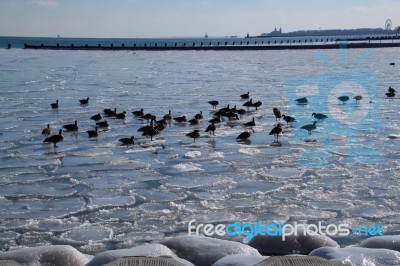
top-left (22, 41), bottom-right (400, 51)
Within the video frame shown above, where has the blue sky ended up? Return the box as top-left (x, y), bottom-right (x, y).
top-left (1, 0), bottom-right (399, 38)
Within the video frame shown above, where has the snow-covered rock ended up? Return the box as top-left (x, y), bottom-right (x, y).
top-left (248, 231), bottom-right (339, 255)
top-left (159, 236), bottom-right (260, 266)
top-left (0, 245), bottom-right (92, 266)
top-left (356, 235), bottom-right (400, 252)
top-left (310, 246), bottom-right (400, 265)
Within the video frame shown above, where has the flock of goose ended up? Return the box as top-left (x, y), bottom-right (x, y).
top-left (42, 87), bottom-right (396, 148)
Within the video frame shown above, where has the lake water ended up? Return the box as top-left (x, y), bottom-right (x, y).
top-left (0, 41), bottom-right (399, 254)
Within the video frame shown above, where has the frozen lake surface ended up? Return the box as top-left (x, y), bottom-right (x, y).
top-left (0, 46), bottom-right (399, 253)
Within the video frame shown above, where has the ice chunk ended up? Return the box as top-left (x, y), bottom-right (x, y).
top-left (310, 246), bottom-right (400, 265)
top-left (248, 230), bottom-right (338, 255)
top-left (0, 245), bottom-right (92, 266)
top-left (184, 151), bottom-right (201, 159)
top-left (212, 254), bottom-right (267, 266)
top-left (356, 235), bottom-right (400, 252)
top-left (159, 236), bottom-right (260, 266)
top-left (86, 243), bottom-right (193, 266)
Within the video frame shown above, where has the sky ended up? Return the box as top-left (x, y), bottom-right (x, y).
top-left (0, 0), bottom-right (399, 38)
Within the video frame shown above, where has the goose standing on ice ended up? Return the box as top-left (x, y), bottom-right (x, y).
top-left (269, 124), bottom-right (282, 143)
top-left (208, 101), bottom-right (219, 109)
top-left (63, 120), bottom-right (78, 131)
top-left (205, 121), bottom-right (216, 135)
top-left (282, 115), bottom-right (296, 126)
top-left (186, 130), bottom-right (200, 142)
top-left (251, 101), bottom-right (262, 110)
top-left (301, 121), bottom-right (317, 134)
top-left (41, 124), bottom-right (51, 137)
top-left (273, 108), bottom-right (282, 121)
top-left (43, 129), bottom-right (64, 147)
top-left (338, 96), bottom-right (349, 104)
top-left (354, 95), bottom-right (362, 103)
top-left (312, 113), bottom-right (328, 121)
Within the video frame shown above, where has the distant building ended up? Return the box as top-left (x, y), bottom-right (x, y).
top-left (256, 27), bottom-right (398, 38)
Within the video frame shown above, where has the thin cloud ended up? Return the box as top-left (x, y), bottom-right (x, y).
top-left (35, 0), bottom-right (58, 8)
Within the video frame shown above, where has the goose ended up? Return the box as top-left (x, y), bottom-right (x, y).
top-left (224, 111), bottom-right (239, 120)
top-left (63, 120), bottom-right (78, 131)
top-left (51, 100), bottom-right (59, 109)
top-left (241, 92), bottom-right (250, 99)
top-left (236, 131), bottom-right (251, 141)
top-left (194, 111), bottom-right (203, 120)
top-left (243, 117), bottom-right (255, 127)
top-left (338, 96), bottom-right (349, 104)
top-left (104, 108), bottom-right (116, 116)
top-left (43, 129), bottom-right (63, 147)
top-left (208, 100), bottom-right (219, 109)
top-left (186, 130), bottom-right (200, 142)
top-left (138, 118), bottom-right (155, 132)
top-left (174, 115), bottom-right (187, 123)
top-left (205, 122), bottom-right (216, 135)
top-left (243, 99), bottom-right (253, 109)
top-left (132, 108), bottom-right (144, 117)
top-left (119, 136), bottom-right (134, 145)
top-left (209, 115), bottom-right (221, 124)
top-left (41, 124), bottom-right (51, 137)
top-left (273, 108), bottom-right (282, 121)
top-left (386, 91), bottom-right (396, 99)
top-left (295, 97), bottom-right (308, 104)
top-left (188, 118), bottom-right (200, 125)
top-left (230, 105), bottom-right (238, 113)
top-left (79, 97), bottom-right (89, 105)
top-left (237, 109), bottom-right (246, 116)
top-left (312, 113), bottom-right (328, 121)
top-left (301, 121), bottom-right (317, 134)
top-left (155, 123), bottom-right (166, 132)
top-left (156, 118), bottom-right (168, 126)
top-left (90, 113), bottom-right (102, 121)
top-left (142, 128), bottom-right (159, 141)
top-left (282, 115), bottom-right (296, 125)
top-left (86, 127), bottom-right (98, 138)
top-left (388, 87), bottom-right (396, 94)
top-left (141, 113), bottom-right (155, 123)
top-left (251, 101), bottom-right (262, 110)
top-left (354, 95), bottom-right (362, 103)
top-left (269, 123), bottom-right (282, 143)
top-left (104, 108), bottom-right (117, 117)
top-left (163, 110), bottom-right (172, 120)
top-left (96, 120), bottom-right (109, 128)
top-left (115, 111), bottom-right (126, 119)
